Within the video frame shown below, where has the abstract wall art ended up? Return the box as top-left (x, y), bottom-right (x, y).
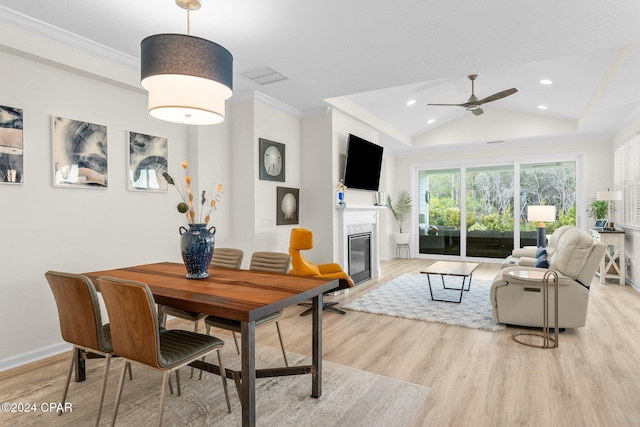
top-left (0, 105), bottom-right (24, 184)
top-left (53, 116), bottom-right (108, 188)
top-left (127, 131), bottom-right (168, 192)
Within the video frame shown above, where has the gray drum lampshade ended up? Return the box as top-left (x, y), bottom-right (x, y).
top-left (141, 34), bottom-right (233, 125)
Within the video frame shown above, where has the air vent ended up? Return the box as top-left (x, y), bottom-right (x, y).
top-left (486, 140), bottom-right (504, 144)
top-left (240, 66), bottom-right (288, 85)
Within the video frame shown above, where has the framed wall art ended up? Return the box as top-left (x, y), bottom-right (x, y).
top-left (127, 131), bottom-right (168, 192)
top-left (0, 105), bottom-right (24, 184)
top-left (52, 116), bottom-right (108, 188)
top-left (276, 186), bottom-right (299, 225)
top-left (259, 138), bottom-right (285, 182)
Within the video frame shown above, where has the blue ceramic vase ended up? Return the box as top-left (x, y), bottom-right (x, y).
top-left (179, 224), bottom-right (215, 279)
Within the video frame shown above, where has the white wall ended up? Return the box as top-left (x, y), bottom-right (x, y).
top-left (0, 50), bottom-right (196, 368)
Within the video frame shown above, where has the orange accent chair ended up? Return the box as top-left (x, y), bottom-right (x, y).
top-left (289, 228), bottom-right (354, 315)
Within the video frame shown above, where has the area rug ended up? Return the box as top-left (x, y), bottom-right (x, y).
top-left (344, 273), bottom-right (506, 332)
top-left (0, 339), bottom-right (430, 427)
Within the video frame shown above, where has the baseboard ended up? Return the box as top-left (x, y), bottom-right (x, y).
top-left (0, 342), bottom-right (71, 372)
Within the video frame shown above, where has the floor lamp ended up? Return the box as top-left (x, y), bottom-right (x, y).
top-left (596, 190), bottom-right (622, 229)
top-left (528, 205), bottom-right (556, 248)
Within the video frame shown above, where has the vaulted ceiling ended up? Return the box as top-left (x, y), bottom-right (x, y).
top-left (1, 1), bottom-right (639, 152)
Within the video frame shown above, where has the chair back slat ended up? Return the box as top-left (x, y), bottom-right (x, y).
top-left (97, 276), bottom-right (161, 368)
top-left (250, 252), bottom-right (291, 273)
top-left (210, 248), bottom-right (244, 269)
top-left (45, 271), bottom-right (107, 352)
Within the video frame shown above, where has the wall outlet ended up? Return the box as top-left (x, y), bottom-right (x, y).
top-left (260, 218), bottom-right (274, 227)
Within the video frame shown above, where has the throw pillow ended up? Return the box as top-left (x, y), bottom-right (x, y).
top-left (534, 254), bottom-right (549, 268)
top-left (535, 247), bottom-right (547, 258)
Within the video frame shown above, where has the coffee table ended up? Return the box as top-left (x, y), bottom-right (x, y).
top-left (420, 261), bottom-right (479, 303)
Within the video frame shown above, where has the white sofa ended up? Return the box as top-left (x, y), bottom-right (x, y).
top-left (490, 227), bottom-right (606, 328)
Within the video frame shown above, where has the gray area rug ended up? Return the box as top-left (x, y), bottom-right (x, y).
top-left (344, 273), bottom-right (506, 332)
top-left (0, 339), bottom-right (430, 426)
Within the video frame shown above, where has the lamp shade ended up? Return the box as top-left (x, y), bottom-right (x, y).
top-left (596, 190), bottom-right (622, 201)
top-left (141, 34), bottom-right (233, 125)
top-left (527, 205), bottom-right (556, 223)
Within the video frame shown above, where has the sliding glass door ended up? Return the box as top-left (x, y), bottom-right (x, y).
top-left (415, 159), bottom-right (577, 259)
top-left (466, 165), bottom-right (514, 258)
top-left (418, 169), bottom-right (461, 256)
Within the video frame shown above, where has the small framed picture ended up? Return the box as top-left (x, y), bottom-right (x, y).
top-left (127, 131), bottom-right (168, 192)
top-left (259, 138), bottom-right (285, 182)
top-left (0, 105), bottom-right (23, 184)
top-left (52, 116), bottom-right (108, 188)
top-left (277, 186), bottom-right (299, 225)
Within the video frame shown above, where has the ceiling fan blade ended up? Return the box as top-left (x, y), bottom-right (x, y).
top-left (472, 107), bottom-right (484, 116)
top-left (427, 103), bottom-right (466, 107)
top-left (477, 88), bottom-right (518, 104)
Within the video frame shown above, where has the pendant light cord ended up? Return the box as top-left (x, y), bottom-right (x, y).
top-left (186, 5), bottom-right (191, 35)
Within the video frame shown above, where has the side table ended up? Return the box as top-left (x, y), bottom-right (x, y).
top-left (396, 244), bottom-right (409, 259)
top-left (591, 229), bottom-right (625, 285)
top-left (508, 269), bottom-right (559, 349)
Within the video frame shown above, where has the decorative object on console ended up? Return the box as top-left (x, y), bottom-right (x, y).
top-left (277, 186), bottom-right (299, 225)
top-left (163, 161), bottom-right (223, 279)
top-left (52, 116), bottom-right (108, 188)
top-left (0, 104), bottom-right (23, 184)
top-left (127, 131), bottom-right (168, 192)
top-left (596, 189), bottom-right (622, 230)
top-left (259, 138), bottom-right (285, 181)
top-left (527, 205), bottom-right (555, 248)
top-left (336, 179), bottom-right (346, 206)
top-left (140, 0), bottom-right (233, 125)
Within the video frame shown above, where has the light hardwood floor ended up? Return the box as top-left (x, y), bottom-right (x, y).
top-left (230, 259), bottom-right (640, 427)
top-left (3, 259), bottom-right (640, 426)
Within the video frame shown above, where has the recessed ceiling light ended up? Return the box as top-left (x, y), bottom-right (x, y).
top-left (538, 105), bottom-right (548, 110)
top-left (406, 99), bottom-right (416, 106)
top-left (427, 119), bottom-right (435, 124)
top-left (539, 79), bottom-right (553, 85)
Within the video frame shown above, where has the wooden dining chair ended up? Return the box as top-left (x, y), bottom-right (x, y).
top-left (204, 251), bottom-right (291, 367)
top-left (97, 276), bottom-right (231, 426)
top-left (45, 270), bottom-right (129, 427)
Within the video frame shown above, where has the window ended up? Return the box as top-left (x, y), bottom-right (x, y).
top-left (614, 135), bottom-right (640, 227)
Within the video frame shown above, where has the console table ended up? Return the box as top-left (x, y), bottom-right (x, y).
top-left (590, 229), bottom-right (625, 285)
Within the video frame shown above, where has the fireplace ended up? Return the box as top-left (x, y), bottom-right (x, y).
top-left (337, 205), bottom-right (384, 281)
top-left (348, 232), bottom-right (371, 284)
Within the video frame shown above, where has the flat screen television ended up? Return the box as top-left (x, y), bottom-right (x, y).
top-left (343, 134), bottom-right (383, 191)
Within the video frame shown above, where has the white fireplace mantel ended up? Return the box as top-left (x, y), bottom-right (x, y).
top-left (337, 205), bottom-right (386, 280)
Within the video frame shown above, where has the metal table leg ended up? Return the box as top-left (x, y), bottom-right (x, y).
top-left (312, 293), bottom-right (323, 398)
top-left (241, 320), bottom-right (256, 426)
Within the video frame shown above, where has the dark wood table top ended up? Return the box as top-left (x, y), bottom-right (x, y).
top-left (85, 262), bottom-right (338, 323)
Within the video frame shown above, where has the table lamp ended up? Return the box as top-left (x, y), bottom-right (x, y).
top-left (527, 205), bottom-right (556, 248)
top-left (596, 189), bottom-right (622, 229)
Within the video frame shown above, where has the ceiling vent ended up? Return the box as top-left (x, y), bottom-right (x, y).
top-left (240, 66), bottom-right (288, 85)
top-left (486, 140), bottom-right (504, 144)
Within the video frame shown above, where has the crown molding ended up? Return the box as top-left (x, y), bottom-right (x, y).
top-left (229, 90), bottom-right (303, 118)
top-left (0, 5), bottom-right (138, 70)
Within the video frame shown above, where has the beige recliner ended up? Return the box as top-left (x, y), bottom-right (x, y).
top-left (503, 225), bottom-right (574, 267)
top-left (490, 227), bottom-right (606, 328)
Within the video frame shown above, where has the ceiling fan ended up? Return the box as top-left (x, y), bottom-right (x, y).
top-left (427, 74), bottom-right (517, 116)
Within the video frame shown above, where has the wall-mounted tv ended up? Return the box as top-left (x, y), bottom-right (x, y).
top-left (343, 134), bottom-right (383, 191)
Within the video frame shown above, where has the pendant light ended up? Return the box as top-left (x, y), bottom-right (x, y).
top-left (141, 0), bottom-right (233, 125)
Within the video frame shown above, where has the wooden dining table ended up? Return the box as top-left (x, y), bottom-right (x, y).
top-left (83, 262), bottom-right (338, 427)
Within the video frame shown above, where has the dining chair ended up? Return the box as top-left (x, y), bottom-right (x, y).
top-left (45, 270), bottom-right (131, 427)
top-left (97, 276), bottom-right (231, 426)
top-left (204, 251), bottom-right (291, 367)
